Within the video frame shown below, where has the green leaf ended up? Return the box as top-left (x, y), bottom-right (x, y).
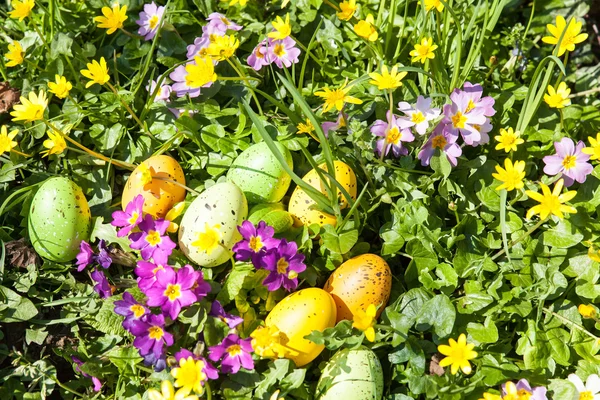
top-left (0, 285), bottom-right (38, 322)
top-left (548, 379), bottom-right (578, 400)
top-left (84, 297), bottom-right (128, 336)
top-left (50, 33), bottom-right (73, 59)
top-left (107, 346), bottom-right (143, 373)
top-left (25, 327), bottom-right (48, 345)
top-left (467, 317), bottom-right (499, 344)
top-left (90, 216), bottom-right (132, 251)
top-left (217, 263), bottom-right (255, 305)
top-left (540, 219), bottom-right (584, 248)
top-left (321, 226), bottom-right (358, 255)
top-left (415, 294), bottom-right (456, 338)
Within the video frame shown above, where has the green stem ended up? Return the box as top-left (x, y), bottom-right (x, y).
top-left (491, 218), bottom-right (545, 261)
top-left (206, 382), bottom-right (212, 400)
top-left (105, 82), bottom-right (152, 136)
top-left (439, 0), bottom-right (463, 91)
top-left (228, 57), bottom-right (263, 115)
top-left (542, 307), bottom-right (600, 341)
top-left (30, 17), bottom-right (51, 54)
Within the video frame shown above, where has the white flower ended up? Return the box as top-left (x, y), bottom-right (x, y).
top-left (568, 373), bottom-right (600, 400)
top-left (397, 96), bottom-right (441, 135)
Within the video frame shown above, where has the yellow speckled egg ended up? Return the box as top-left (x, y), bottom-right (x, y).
top-left (324, 254), bottom-right (392, 323)
top-left (266, 288), bottom-right (337, 367)
top-left (121, 155), bottom-right (186, 218)
top-left (288, 161), bottom-right (357, 228)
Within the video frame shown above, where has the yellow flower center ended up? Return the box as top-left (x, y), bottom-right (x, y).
top-left (276, 258), bottom-right (289, 274)
top-left (146, 230), bottom-right (162, 246)
top-left (273, 43), bottom-right (286, 57)
top-left (128, 211), bottom-right (139, 225)
top-left (249, 236), bottom-right (263, 252)
top-left (466, 99), bottom-right (476, 113)
top-left (580, 392), bottom-right (594, 400)
top-left (163, 284), bottom-right (181, 301)
top-left (148, 15), bottom-right (159, 29)
top-left (152, 265), bottom-right (164, 274)
top-left (227, 344), bottom-right (242, 356)
top-left (432, 135), bottom-right (447, 149)
top-left (254, 47), bottom-right (265, 59)
top-left (148, 326), bottom-right (164, 340)
top-left (451, 111), bottom-right (467, 129)
top-left (130, 304), bottom-right (145, 318)
top-left (386, 127), bottom-right (401, 144)
top-left (411, 112), bottom-right (426, 124)
top-left (562, 155), bottom-right (576, 170)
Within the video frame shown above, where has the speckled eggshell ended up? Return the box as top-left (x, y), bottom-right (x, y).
top-left (316, 347), bottom-right (384, 400)
top-left (28, 177), bottom-right (91, 262)
top-left (323, 254), bottom-right (392, 323)
top-left (227, 141), bottom-right (293, 204)
top-left (178, 182), bottom-right (248, 268)
top-left (265, 288), bottom-right (337, 367)
top-left (121, 155), bottom-right (186, 218)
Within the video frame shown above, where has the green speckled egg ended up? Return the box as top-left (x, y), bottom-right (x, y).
top-left (28, 177), bottom-right (92, 262)
top-left (227, 141), bottom-right (293, 204)
top-left (178, 182), bottom-right (248, 267)
top-left (317, 347), bottom-right (384, 400)
top-left (248, 203), bottom-right (293, 233)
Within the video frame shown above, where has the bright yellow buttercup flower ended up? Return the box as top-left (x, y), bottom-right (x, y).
top-left (185, 56), bottom-right (217, 88)
top-left (544, 82), bottom-right (571, 109)
top-left (47, 75), bottom-right (73, 99)
top-left (582, 133), bottom-right (600, 161)
top-left (354, 14), bottom-right (378, 42)
top-left (438, 334), bottom-right (477, 375)
top-left (226, 0), bottom-right (247, 6)
top-left (268, 14), bottom-right (291, 40)
top-left (542, 15), bottom-right (588, 57)
top-left (479, 394), bottom-right (502, 400)
top-left (147, 380), bottom-right (198, 400)
top-left (352, 304), bottom-right (377, 342)
top-left (81, 57), bottom-right (110, 88)
top-left (296, 118), bottom-right (314, 135)
top-left (5, 41), bottom-right (24, 67)
top-left (9, 0), bottom-right (35, 21)
top-left (589, 245), bottom-right (600, 263)
top-left (41, 131), bottom-right (66, 157)
top-left (171, 357), bottom-right (207, 395)
top-left (165, 202), bottom-right (185, 233)
top-left (314, 81), bottom-right (363, 113)
top-left (269, 390), bottom-right (285, 400)
top-left (250, 325), bottom-right (298, 358)
top-left (494, 127), bottom-right (524, 153)
top-left (337, 0), bottom-right (357, 21)
top-left (525, 179), bottom-right (576, 220)
top-left (207, 35), bottom-right (239, 61)
top-left (192, 223), bottom-right (222, 255)
top-left (11, 90), bottom-right (47, 123)
top-left (0, 126), bottom-right (19, 156)
top-left (94, 4), bottom-right (128, 35)
top-left (410, 37), bottom-right (438, 64)
top-left (579, 304), bottom-right (597, 319)
top-left (368, 65), bottom-right (408, 90)
top-left (492, 159), bottom-right (526, 192)
top-left (423, 0), bottom-right (443, 12)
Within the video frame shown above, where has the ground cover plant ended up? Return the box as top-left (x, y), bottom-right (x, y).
top-left (1, 0), bottom-right (600, 398)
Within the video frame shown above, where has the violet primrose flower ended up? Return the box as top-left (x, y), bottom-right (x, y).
top-left (418, 124), bottom-right (462, 167)
top-left (192, 270), bottom-right (211, 300)
top-left (71, 356), bottom-right (102, 392)
top-left (461, 82), bottom-right (496, 117)
top-left (232, 220), bottom-right (279, 267)
top-left (210, 300), bottom-right (244, 329)
top-left (144, 265), bottom-right (198, 320)
top-left (268, 37), bottom-right (301, 68)
top-left (501, 379), bottom-right (547, 400)
top-left (142, 351), bottom-right (167, 372)
top-left (205, 13), bottom-right (242, 35)
top-left (111, 194), bottom-right (144, 237)
top-left (136, 2), bottom-right (165, 41)
top-left (76, 240), bottom-right (95, 271)
top-left (321, 112), bottom-right (348, 137)
top-left (114, 292), bottom-right (148, 331)
top-left (260, 239), bottom-right (306, 292)
top-left (135, 260), bottom-right (166, 291)
top-left (186, 35), bottom-right (212, 59)
top-left (397, 96), bottom-right (441, 136)
top-left (130, 313), bottom-right (174, 359)
top-left (129, 214), bottom-right (176, 264)
top-left (247, 39), bottom-right (270, 71)
top-left (91, 268), bottom-right (112, 298)
top-left (370, 111), bottom-right (415, 158)
top-left (208, 334), bottom-right (254, 374)
top-left (169, 64), bottom-right (202, 98)
top-left (96, 240), bottom-right (112, 269)
top-left (543, 137), bottom-right (593, 187)
top-left (146, 79), bottom-right (172, 102)
top-left (442, 89), bottom-right (487, 146)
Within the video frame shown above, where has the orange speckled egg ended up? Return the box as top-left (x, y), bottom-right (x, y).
top-left (265, 288), bottom-right (337, 367)
top-left (288, 161), bottom-right (357, 228)
top-left (121, 155), bottom-right (186, 218)
top-left (324, 254), bottom-right (392, 323)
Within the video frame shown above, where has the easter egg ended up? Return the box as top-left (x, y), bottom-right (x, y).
top-left (265, 288), bottom-right (337, 367)
top-left (288, 161), bottom-right (357, 228)
top-left (324, 254), bottom-right (392, 323)
top-left (248, 203), bottom-right (293, 233)
top-left (178, 182), bottom-right (248, 267)
top-left (121, 155), bottom-right (186, 218)
top-left (316, 347), bottom-right (384, 400)
top-left (227, 141), bottom-right (293, 204)
top-left (28, 177), bottom-right (91, 262)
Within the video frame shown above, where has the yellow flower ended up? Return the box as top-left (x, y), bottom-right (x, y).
top-left (9, 0), bottom-right (35, 21)
top-left (353, 14), bottom-right (378, 42)
top-left (250, 325), bottom-right (298, 359)
top-left (410, 37), bottom-right (438, 64)
top-left (368, 65), bottom-right (408, 90)
top-left (270, 390), bottom-right (285, 400)
top-left (147, 380), bottom-right (198, 400)
top-left (185, 56), bottom-right (217, 88)
top-left (94, 4), bottom-right (128, 35)
top-left (171, 357), bottom-right (207, 395)
top-left (582, 133), bottom-right (600, 160)
top-left (337, 0), bottom-right (357, 21)
top-left (191, 223), bottom-right (222, 255)
top-left (542, 15), bottom-right (588, 57)
top-left (525, 179), bottom-right (577, 220)
top-left (492, 159), bottom-right (526, 192)
top-left (80, 57), bottom-right (110, 88)
top-left (352, 304), bottom-right (377, 342)
top-left (479, 394), bottom-right (502, 400)
top-left (314, 81), bottom-right (363, 113)
top-left (423, 0), bottom-right (443, 12)
top-left (268, 14), bottom-right (291, 40)
top-left (166, 202), bottom-right (186, 233)
top-left (225, 0), bottom-right (248, 6)
top-left (296, 118), bottom-right (314, 135)
top-left (207, 35), bottom-right (239, 61)
top-left (11, 90), bottom-right (47, 123)
top-left (41, 131), bottom-right (66, 157)
top-left (47, 75), bottom-right (73, 99)
top-left (437, 333), bottom-right (477, 375)
top-left (494, 127), bottom-right (524, 153)
top-left (0, 126), bottom-right (19, 156)
top-left (5, 41), bottom-right (24, 68)
top-left (544, 82), bottom-right (571, 109)
top-left (588, 245), bottom-right (600, 263)
top-left (578, 304), bottom-right (597, 319)
top-left (138, 162), bottom-right (154, 186)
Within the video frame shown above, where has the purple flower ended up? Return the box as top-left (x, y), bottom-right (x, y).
top-left (76, 241), bottom-right (94, 272)
top-left (114, 292), bottom-right (148, 331)
top-left (442, 88), bottom-right (487, 146)
top-left (418, 123), bottom-right (462, 167)
top-left (321, 112), bottom-right (348, 137)
top-left (267, 37), bottom-right (301, 68)
top-left (142, 351), bottom-right (167, 372)
top-left (461, 82), bottom-right (496, 117)
top-left (260, 239), bottom-right (306, 292)
top-left (469, 119), bottom-right (492, 147)
top-left (96, 240), bottom-right (112, 269)
top-left (130, 314), bottom-right (174, 359)
top-left (370, 111), bottom-right (415, 158)
top-left (135, 260), bottom-right (167, 291)
top-left (232, 221), bottom-right (279, 267)
top-left (186, 34), bottom-right (212, 59)
top-left (192, 270), bottom-right (211, 300)
top-left (136, 2), bottom-right (165, 41)
top-left (111, 194), bottom-right (144, 237)
top-left (91, 268), bottom-right (112, 298)
top-left (208, 334), bottom-right (254, 374)
top-left (71, 356), bottom-right (102, 392)
top-left (210, 300), bottom-right (243, 329)
top-left (144, 265), bottom-right (198, 320)
top-left (543, 138), bottom-right (593, 187)
top-left (146, 79), bottom-right (172, 102)
top-left (247, 39), bottom-right (270, 71)
top-left (174, 350), bottom-right (219, 380)
top-left (501, 379), bottom-right (547, 400)
top-left (397, 96), bottom-right (441, 136)
top-left (169, 63), bottom-right (202, 98)
top-left (205, 13), bottom-right (242, 35)
top-left (129, 214), bottom-right (176, 264)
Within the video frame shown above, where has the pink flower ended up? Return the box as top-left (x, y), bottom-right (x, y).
top-left (210, 300), bottom-right (243, 329)
top-left (144, 265), bottom-right (198, 320)
top-left (130, 314), bottom-right (174, 359)
top-left (186, 34), bottom-right (212, 59)
top-left (232, 220), bottom-right (279, 267)
top-left (370, 111), bottom-right (415, 157)
top-left (442, 88), bottom-right (487, 146)
top-left (205, 13), bottom-right (242, 35)
top-left (174, 350), bottom-right (219, 380)
top-left (543, 138), bottom-right (593, 186)
top-left (135, 260), bottom-right (167, 291)
top-left (418, 123), bottom-right (462, 167)
top-left (321, 112), bottom-right (348, 137)
top-left (129, 215), bottom-right (176, 264)
top-left (267, 37), bottom-right (300, 69)
top-left (111, 194), bottom-right (144, 237)
top-left (461, 82), bottom-right (496, 117)
top-left (208, 334), bottom-right (254, 374)
top-left (469, 118), bottom-right (492, 147)
top-left (136, 2), bottom-right (165, 41)
top-left (72, 357), bottom-right (102, 392)
top-left (169, 63), bottom-right (202, 98)
top-left (259, 239), bottom-right (306, 292)
top-left (146, 79), bottom-right (171, 102)
top-left (397, 96), bottom-right (440, 136)
top-left (247, 39), bottom-right (270, 71)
